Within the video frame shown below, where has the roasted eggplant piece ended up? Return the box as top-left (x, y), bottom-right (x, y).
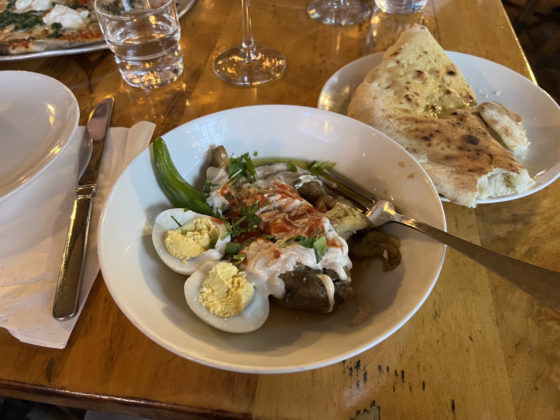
top-left (350, 229), bottom-right (402, 271)
top-left (297, 180), bottom-right (371, 240)
top-left (277, 267), bottom-right (352, 314)
top-left (210, 145), bottom-right (229, 169)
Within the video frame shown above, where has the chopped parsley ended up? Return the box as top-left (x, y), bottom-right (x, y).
top-left (312, 236), bottom-right (327, 262)
top-left (224, 241), bottom-right (248, 265)
top-left (225, 242), bottom-right (242, 255)
top-left (203, 179), bottom-right (213, 194)
top-left (170, 215), bottom-right (182, 228)
top-left (226, 201), bottom-right (262, 238)
top-left (228, 153), bottom-right (256, 183)
top-left (283, 235), bottom-right (328, 262)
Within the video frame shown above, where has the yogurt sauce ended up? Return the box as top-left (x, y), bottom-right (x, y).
top-left (206, 161), bottom-right (352, 303)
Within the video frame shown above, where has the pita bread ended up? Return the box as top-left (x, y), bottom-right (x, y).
top-left (478, 102), bottom-right (529, 154)
top-left (347, 25), bottom-right (534, 207)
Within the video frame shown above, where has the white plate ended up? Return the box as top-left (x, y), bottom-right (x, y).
top-left (318, 52), bottom-right (560, 204)
top-left (98, 105), bottom-right (446, 373)
top-left (0, 71), bottom-right (79, 202)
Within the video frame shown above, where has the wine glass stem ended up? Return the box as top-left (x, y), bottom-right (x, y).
top-left (241, 0), bottom-right (257, 59)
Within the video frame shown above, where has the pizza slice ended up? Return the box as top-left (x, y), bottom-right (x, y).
top-left (0, 0), bottom-right (103, 55)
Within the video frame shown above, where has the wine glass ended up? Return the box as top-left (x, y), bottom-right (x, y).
top-left (307, 0), bottom-right (371, 25)
top-left (213, 0), bottom-right (287, 86)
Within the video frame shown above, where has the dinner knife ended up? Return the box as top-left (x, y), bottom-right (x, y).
top-left (53, 97), bottom-right (114, 320)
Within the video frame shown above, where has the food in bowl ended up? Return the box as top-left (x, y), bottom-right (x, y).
top-left (150, 138), bottom-right (401, 333)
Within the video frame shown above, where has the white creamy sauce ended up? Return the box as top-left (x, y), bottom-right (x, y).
top-left (316, 274), bottom-right (335, 313)
top-left (255, 162), bottom-right (290, 178)
top-left (319, 218), bottom-right (352, 280)
top-left (294, 174), bottom-right (321, 190)
top-left (256, 163), bottom-right (308, 187)
top-left (15, 0), bottom-right (51, 11)
top-left (258, 190), bottom-right (305, 214)
top-left (205, 166), bottom-right (229, 212)
top-left (205, 160), bottom-right (352, 303)
top-left (241, 218), bottom-right (351, 300)
top-left (42, 5), bottom-right (87, 29)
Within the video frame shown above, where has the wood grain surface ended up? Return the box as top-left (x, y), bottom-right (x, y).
top-left (1, 1), bottom-right (559, 419)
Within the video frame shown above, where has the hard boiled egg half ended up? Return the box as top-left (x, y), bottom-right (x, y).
top-left (184, 261), bottom-right (270, 333)
top-left (152, 209), bottom-right (230, 275)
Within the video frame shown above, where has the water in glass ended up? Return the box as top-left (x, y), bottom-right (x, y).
top-left (95, 0), bottom-right (183, 89)
top-left (375, 0), bottom-right (426, 14)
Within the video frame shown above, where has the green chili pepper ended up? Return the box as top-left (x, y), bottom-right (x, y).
top-left (152, 137), bottom-right (214, 216)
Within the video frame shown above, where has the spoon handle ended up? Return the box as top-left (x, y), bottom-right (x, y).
top-left (395, 213), bottom-right (560, 313)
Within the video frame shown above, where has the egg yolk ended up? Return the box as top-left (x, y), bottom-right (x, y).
top-left (163, 217), bottom-right (219, 262)
top-left (199, 262), bottom-right (255, 318)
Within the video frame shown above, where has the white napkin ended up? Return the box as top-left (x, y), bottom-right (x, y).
top-left (0, 121), bottom-right (155, 349)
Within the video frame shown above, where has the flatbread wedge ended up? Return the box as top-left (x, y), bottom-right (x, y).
top-left (347, 24), bottom-right (534, 207)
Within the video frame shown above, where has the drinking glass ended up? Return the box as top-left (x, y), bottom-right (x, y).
top-left (94, 0), bottom-right (184, 89)
top-left (307, 0), bottom-right (371, 26)
top-left (213, 0), bottom-right (287, 86)
top-left (375, 0), bottom-right (426, 14)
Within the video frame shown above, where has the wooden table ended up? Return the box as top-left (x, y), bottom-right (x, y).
top-left (1, 1), bottom-right (559, 418)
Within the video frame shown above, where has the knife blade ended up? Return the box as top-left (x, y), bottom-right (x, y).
top-left (53, 97), bottom-right (114, 320)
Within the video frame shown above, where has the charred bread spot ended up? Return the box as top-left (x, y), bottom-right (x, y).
top-left (465, 135), bottom-right (480, 145)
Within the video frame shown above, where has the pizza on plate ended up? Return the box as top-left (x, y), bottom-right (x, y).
top-left (347, 24), bottom-right (534, 207)
top-left (0, 0), bottom-right (103, 55)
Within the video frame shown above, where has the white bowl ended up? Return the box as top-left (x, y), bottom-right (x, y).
top-left (98, 105), bottom-right (446, 373)
top-left (0, 71), bottom-right (79, 202)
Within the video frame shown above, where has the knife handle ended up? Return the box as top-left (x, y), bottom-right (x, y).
top-left (53, 189), bottom-right (94, 319)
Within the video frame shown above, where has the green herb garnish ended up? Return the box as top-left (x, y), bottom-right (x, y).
top-left (0, 10), bottom-right (42, 31)
top-left (226, 201), bottom-right (262, 238)
top-left (170, 215), bottom-right (182, 228)
top-left (224, 241), bottom-right (250, 265)
top-left (283, 235), bottom-right (328, 262)
top-left (228, 153), bottom-right (256, 182)
top-left (308, 160), bottom-right (336, 175)
top-left (47, 22), bottom-right (63, 38)
top-left (312, 236), bottom-right (327, 262)
top-left (225, 242), bottom-right (242, 255)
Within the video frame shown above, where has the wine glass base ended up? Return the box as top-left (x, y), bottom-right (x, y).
top-left (307, 0), bottom-right (371, 25)
top-left (213, 45), bottom-right (287, 87)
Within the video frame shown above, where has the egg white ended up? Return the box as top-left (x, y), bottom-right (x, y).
top-left (152, 209), bottom-right (230, 275)
top-left (184, 261), bottom-right (270, 333)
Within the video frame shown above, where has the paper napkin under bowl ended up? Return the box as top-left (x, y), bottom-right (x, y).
top-left (0, 121), bottom-right (155, 349)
